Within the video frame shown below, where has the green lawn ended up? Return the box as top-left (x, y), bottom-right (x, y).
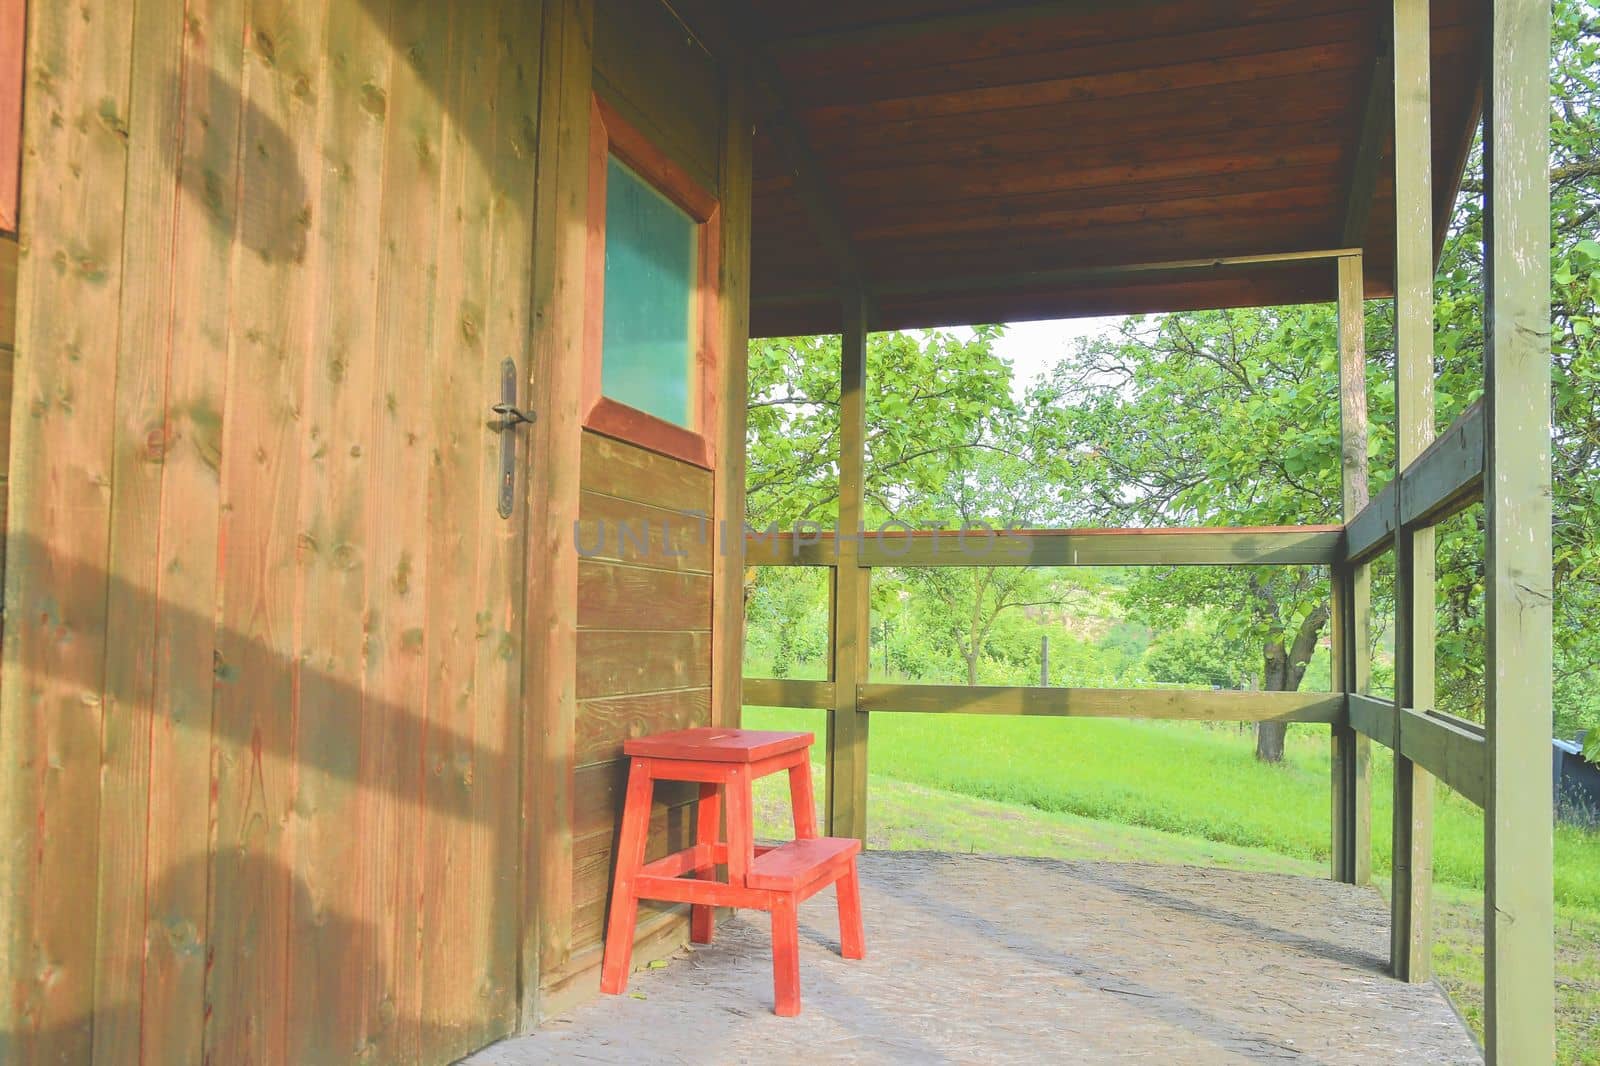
top-left (744, 706), bottom-right (1600, 1062)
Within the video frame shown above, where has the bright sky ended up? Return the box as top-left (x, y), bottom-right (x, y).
top-left (946, 317), bottom-right (1122, 397)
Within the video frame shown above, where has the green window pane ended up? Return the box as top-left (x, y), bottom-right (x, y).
top-left (601, 155), bottom-right (698, 428)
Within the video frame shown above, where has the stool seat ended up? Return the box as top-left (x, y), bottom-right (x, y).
top-left (622, 727), bottom-right (814, 763)
top-left (748, 836), bottom-right (862, 891)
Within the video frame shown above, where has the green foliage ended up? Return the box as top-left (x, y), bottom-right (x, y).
top-left (743, 1), bottom-right (1600, 740)
top-left (1143, 623), bottom-right (1246, 690)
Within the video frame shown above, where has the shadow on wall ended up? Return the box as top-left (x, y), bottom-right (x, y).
top-left (0, 854), bottom-right (516, 1060)
top-left (0, 533), bottom-right (523, 1061)
top-left (169, 0), bottom-right (540, 265)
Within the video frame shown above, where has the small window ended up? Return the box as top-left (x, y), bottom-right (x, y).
top-left (584, 96), bottom-right (720, 468)
top-left (601, 157), bottom-right (698, 428)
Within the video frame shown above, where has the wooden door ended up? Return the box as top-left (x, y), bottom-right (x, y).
top-left (0, 1), bottom-right (542, 1062)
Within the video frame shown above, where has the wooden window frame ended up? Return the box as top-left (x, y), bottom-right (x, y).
top-left (584, 94), bottom-right (721, 470)
top-left (1, 0), bottom-right (25, 233)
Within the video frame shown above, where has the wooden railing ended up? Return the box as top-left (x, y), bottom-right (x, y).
top-left (740, 265), bottom-right (1524, 1019)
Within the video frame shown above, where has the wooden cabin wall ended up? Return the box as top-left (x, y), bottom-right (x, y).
top-left (569, 434), bottom-right (714, 954)
top-left (0, 235), bottom-right (14, 580)
top-left (0, 1), bottom-right (548, 1062)
top-left (532, 0), bottom-right (753, 1017)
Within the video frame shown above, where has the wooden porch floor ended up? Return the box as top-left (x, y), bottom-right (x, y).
top-left (469, 852), bottom-right (1480, 1064)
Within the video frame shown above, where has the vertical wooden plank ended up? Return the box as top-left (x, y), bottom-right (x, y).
top-left (1331, 252), bottom-right (1373, 886)
top-left (1389, 0), bottom-right (1435, 984)
top-left (479, 0), bottom-right (542, 1038)
top-left (523, 0), bottom-right (593, 1025)
top-left (0, 0), bottom-right (22, 233)
top-left (354, 0), bottom-right (451, 1057)
top-left (204, 0), bottom-right (327, 1059)
top-left (711, 65), bottom-right (752, 733)
top-left (0, 0), bottom-right (134, 1057)
top-left (420, 2), bottom-right (502, 1055)
top-left (141, 0), bottom-right (247, 1059)
top-left (826, 291), bottom-right (869, 843)
top-left (91, 0), bottom-right (187, 1056)
top-left (283, 0), bottom-right (391, 1060)
top-left (1481, 0), bottom-right (1554, 1059)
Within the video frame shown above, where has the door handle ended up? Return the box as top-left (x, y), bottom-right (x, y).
top-left (491, 402), bottom-right (536, 427)
top-left (495, 359), bottom-right (533, 519)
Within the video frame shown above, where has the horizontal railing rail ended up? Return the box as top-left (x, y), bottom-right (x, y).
top-left (746, 524), bottom-right (1344, 568)
top-left (1344, 401), bottom-right (1484, 564)
top-left (741, 680), bottom-right (1487, 808)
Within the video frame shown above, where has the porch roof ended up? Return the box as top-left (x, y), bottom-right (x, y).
top-left (741, 0), bottom-right (1484, 336)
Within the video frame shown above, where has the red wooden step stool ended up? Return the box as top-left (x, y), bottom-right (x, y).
top-left (598, 728), bottom-right (865, 1016)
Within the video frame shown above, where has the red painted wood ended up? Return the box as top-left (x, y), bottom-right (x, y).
top-left (599, 758), bottom-right (655, 995)
top-left (788, 760), bottom-right (818, 839)
top-left (0, 0), bottom-right (20, 233)
top-left (599, 732), bottom-right (863, 1014)
top-left (770, 892), bottom-right (801, 1017)
top-left (622, 727), bottom-right (814, 764)
top-left (837, 864), bottom-right (866, 961)
top-left (724, 766), bottom-right (754, 887)
top-left (747, 838), bottom-right (861, 891)
top-left (691, 782), bottom-right (721, 944)
top-left (582, 95), bottom-right (722, 469)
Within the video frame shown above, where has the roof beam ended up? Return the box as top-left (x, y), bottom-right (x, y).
top-left (1341, 46), bottom-right (1394, 247)
top-left (753, 247), bottom-right (1360, 308)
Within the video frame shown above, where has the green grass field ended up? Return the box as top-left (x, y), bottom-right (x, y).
top-left (743, 706), bottom-right (1600, 1062)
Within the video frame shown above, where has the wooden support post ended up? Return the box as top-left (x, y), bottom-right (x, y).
top-left (1389, 0), bottom-right (1435, 982)
top-left (522, 0), bottom-right (594, 1028)
top-left (1332, 254), bottom-right (1373, 885)
top-left (1481, 0), bottom-right (1554, 1058)
top-left (825, 291), bottom-right (870, 843)
top-left (712, 67), bottom-right (754, 731)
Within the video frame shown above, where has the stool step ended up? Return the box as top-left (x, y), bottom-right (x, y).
top-left (748, 836), bottom-right (861, 891)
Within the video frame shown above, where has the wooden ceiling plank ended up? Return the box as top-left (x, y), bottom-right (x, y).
top-left (801, 23), bottom-right (1473, 126)
top-left (788, 10), bottom-right (1375, 109)
top-left (772, 0), bottom-right (1366, 80)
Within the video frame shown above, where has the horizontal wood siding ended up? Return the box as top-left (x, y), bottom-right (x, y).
top-left (0, 3), bottom-right (544, 1062)
top-left (570, 430), bottom-right (714, 961)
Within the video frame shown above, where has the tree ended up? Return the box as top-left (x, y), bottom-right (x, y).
top-left (1044, 307), bottom-right (1352, 760)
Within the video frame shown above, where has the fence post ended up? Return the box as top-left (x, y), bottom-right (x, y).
top-left (826, 290), bottom-right (871, 843)
top-left (1389, 0), bottom-right (1435, 981)
top-left (1331, 253), bottom-right (1372, 885)
top-left (1481, 0), bottom-right (1554, 1058)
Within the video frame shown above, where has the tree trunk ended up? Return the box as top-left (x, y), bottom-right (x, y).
top-left (1254, 601), bottom-right (1332, 762)
top-left (965, 650), bottom-right (979, 687)
top-left (1255, 643), bottom-right (1291, 762)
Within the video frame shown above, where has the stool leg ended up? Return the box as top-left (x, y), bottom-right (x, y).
top-left (724, 767), bottom-right (754, 887)
top-left (600, 757), bottom-right (654, 995)
top-left (771, 891), bottom-right (801, 1017)
top-left (836, 860), bottom-right (865, 960)
top-left (787, 755), bottom-right (817, 840)
top-left (691, 782), bottom-right (721, 944)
